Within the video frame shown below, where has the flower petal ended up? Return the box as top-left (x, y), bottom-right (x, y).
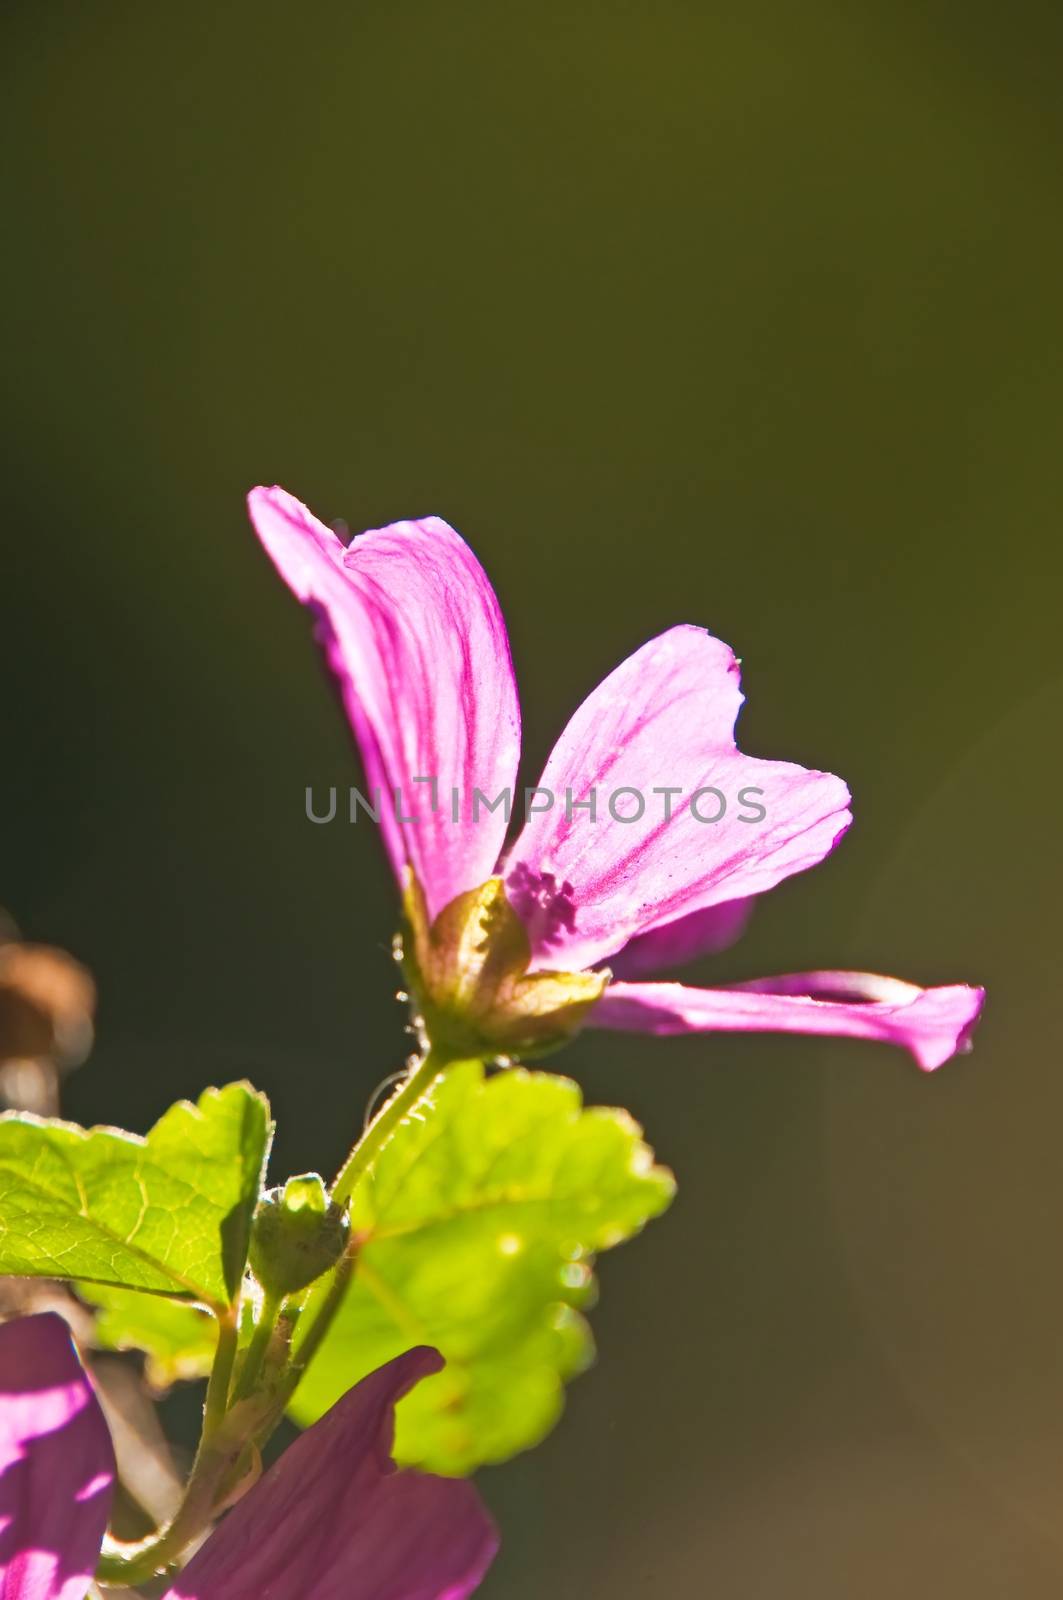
top-left (0, 1312), bottom-right (115, 1600)
top-left (249, 487), bottom-right (521, 919)
top-left (588, 973), bottom-right (986, 1070)
top-left (608, 897), bottom-right (755, 978)
top-left (505, 626), bottom-right (851, 970)
top-left (165, 1347), bottom-right (498, 1600)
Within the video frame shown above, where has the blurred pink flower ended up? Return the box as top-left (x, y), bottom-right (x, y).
top-left (249, 487), bottom-right (983, 1071)
top-left (0, 1313), bottom-right (497, 1600)
top-left (0, 1313), bottom-right (113, 1600)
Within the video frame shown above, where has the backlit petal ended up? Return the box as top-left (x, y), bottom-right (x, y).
top-left (249, 487), bottom-right (520, 919)
top-left (506, 626), bottom-right (850, 969)
top-left (588, 973), bottom-right (985, 1071)
top-left (0, 1312), bottom-right (114, 1600)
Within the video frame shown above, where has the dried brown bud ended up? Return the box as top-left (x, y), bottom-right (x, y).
top-left (0, 918), bottom-right (96, 1112)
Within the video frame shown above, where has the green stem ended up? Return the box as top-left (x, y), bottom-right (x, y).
top-left (331, 1052), bottom-right (443, 1205)
top-left (96, 1304), bottom-right (248, 1586)
top-left (282, 1053), bottom-right (445, 1394)
top-left (234, 1291), bottom-right (283, 1401)
top-left (98, 1058), bottom-right (447, 1588)
top-left (285, 1244), bottom-right (355, 1387)
top-left (96, 1416), bottom-right (249, 1586)
top-left (202, 1304), bottom-right (238, 1438)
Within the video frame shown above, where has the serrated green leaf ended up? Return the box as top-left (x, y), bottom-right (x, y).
top-left (0, 1082), bottom-right (272, 1308)
top-left (81, 1283), bottom-right (218, 1388)
top-left (290, 1062), bottom-right (674, 1473)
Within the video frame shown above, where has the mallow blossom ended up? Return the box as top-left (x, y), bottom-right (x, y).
top-left (0, 1312), bottom-right (497, 1599)
top-left (249, 487), bottom-right (983, 1072)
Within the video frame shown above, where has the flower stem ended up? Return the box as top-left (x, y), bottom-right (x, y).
top-left (95, 1411), bottom-right (251, 1586)
top-left (234, 1291), bottom-right (282, 1402)
top-left (202, 1303), bottom-right (238, 1438)
top-left (285, 1243), bottom-right (355, 1387)
top-left (97, 1057), bottom-right (447, 1588)
top-left (330, 1051), bottom-right (444, 1205)
top-left (96, 1305), bottom-right (249, 1586)
top-left (281, 1053), bottom-right (445, 1390)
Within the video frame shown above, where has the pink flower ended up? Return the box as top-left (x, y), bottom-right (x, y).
top-left (0, 1312), bottom-right (497, 1599)
top-left (248, 487), bottom-right (983, 1072)
top-left (0, 1313), bottom-right (113, 1600)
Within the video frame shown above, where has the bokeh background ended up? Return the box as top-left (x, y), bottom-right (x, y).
top-left (3, 3), bottom-right (1063, 1594)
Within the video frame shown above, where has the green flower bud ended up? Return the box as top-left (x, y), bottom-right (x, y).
top-left (399, 872), bottom-right (607, 1064)
top-left (248, 1173), bottom-right (350, 1297)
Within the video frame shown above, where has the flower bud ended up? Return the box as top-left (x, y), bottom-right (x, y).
top-left (249, 1174), bottom-right (350, 1297)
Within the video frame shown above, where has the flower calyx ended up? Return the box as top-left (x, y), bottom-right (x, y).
top-left (399, 871), bottom-right (607, 1064)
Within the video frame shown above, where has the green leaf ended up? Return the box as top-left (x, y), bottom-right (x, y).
top-left (81, 1283), bottom-right (218, 1389)
top-left (290, 1062), bottom-right (674, 1473)
top-left (0, 1082), bottom-right (272, 1309)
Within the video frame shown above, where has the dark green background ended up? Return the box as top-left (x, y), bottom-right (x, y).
top-left (3, 3), bottom-right (1063, 1594)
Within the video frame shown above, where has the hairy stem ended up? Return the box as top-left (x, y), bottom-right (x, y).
top-left (281, 1053), bottom-right (446, 1396)
top-left (201, 1303), bottom-right (238, 1438)
top-left (95, 1414), bottom-right (251, 1586)
top-left (96, 1305), bottom-right (250, 1586)
top-left (331, 1052), bottom-right (443, 1206)
top-left (233, 1291), bottom-right (282, 1402)
top-left (97, 1056), bottom-right (447, 1587)
top-left (285, 1244), bottom-right (355, 1388)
